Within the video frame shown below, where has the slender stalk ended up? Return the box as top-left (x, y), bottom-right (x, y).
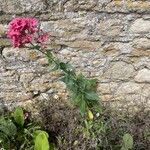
top-left (27, 43), bottom-right (59, 66)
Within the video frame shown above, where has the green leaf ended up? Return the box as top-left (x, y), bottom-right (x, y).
top-left (79, 96), bottom-right (87, 115)
top-left (46, 51), bottom-right (53, 64)
top-left (59, 62), bottom-right (74, 73)
top-left (0, 132), bottom-right (10, 149)
top-left (85, 91), bottom-right (99, 101)
top-left (121, 147), bottom-right (128, 150)
top-left (12, 107), bottom-right (24, 126)
top-left (122, 133), bottom-right (133, 149)
top-left (0, 117), bottom-right (17, 137)
top-left (93, 105), bottom-right (103, 114)
top-left (87, 79), bottom-right (97, 90)
top-left (71, 93), bottom-right (82, 105)
top-left (60, 74), bottom-right (76, 91)
top-left (76, 74), bottom-right (86, 90)
top-left (34, 130), bottom-right (49, 138)
top-left (59, 62), bottom-right (68, 71)
top-left (34, 130), bottom-right (50, 150)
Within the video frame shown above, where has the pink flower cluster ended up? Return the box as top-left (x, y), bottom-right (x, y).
top-left (7, 17), bottom-right (48, 48)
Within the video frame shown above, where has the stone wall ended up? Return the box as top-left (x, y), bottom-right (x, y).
top-left (0, 0), bottom-right (150, 112)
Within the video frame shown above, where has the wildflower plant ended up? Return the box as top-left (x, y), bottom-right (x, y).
top-left (7, 17), bottom-right (101, 118)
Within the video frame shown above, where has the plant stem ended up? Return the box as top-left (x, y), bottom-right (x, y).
top-left (29, 43), bottom-right (59, 66)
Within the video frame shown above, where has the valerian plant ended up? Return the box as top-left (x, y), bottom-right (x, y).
top-left (7, 17), bottom-right (101, 118)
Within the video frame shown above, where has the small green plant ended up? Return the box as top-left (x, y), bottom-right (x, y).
top-left (34, 130), bottom-right (50, 150)
top-left (121, 133), bottom-right (133, 150)
top-left (32, 45), bottom-right (101, 117)
top-left (12, 107), bottom-right (24, 126)
top-left (0, 107), bottom-right (53, 150)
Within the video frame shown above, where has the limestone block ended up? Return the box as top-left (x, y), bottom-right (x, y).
top-left (103, 61), bottom-right (135, 80)
top-left (132, 38), bottom-right (150, 50)
top-left (135, 69), bottom-right (150, 83)
top-left (130, 19), bottom-right (150, 33)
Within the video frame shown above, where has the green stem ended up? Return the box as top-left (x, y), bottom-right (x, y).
top-left (29, 43), bottom-right (59, 66)
top-left (26, 43), bottom-right (100, 115)
top-left (27, 44), bottom-right (74, 75)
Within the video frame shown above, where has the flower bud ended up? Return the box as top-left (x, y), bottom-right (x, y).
top-left (88, 110), bottom-right (94, 120)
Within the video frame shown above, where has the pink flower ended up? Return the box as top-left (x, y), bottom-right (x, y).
top-left (37, 32), bottom-right (49, 44)
top-left (7, 17), bottom-right (38, 47)
top-left (36, 30), bottom-right (49, 48)
top-left (7, 17), bottom-right (49, 48)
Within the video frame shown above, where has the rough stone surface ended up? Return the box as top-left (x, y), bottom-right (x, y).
top-left (135, 69), bottom-right (150, 83)
top-left (0, 0), bottom-right (150, 112)
top-left (132, 38), bottom-right (150, 50)
top-left (130, 19), bottom-right (150, 33)
top-left (0, 24), bottom-right (6, 37)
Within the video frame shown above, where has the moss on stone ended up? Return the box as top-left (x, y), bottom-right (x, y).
top-left (0, 38), bottom-right (10, 46)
